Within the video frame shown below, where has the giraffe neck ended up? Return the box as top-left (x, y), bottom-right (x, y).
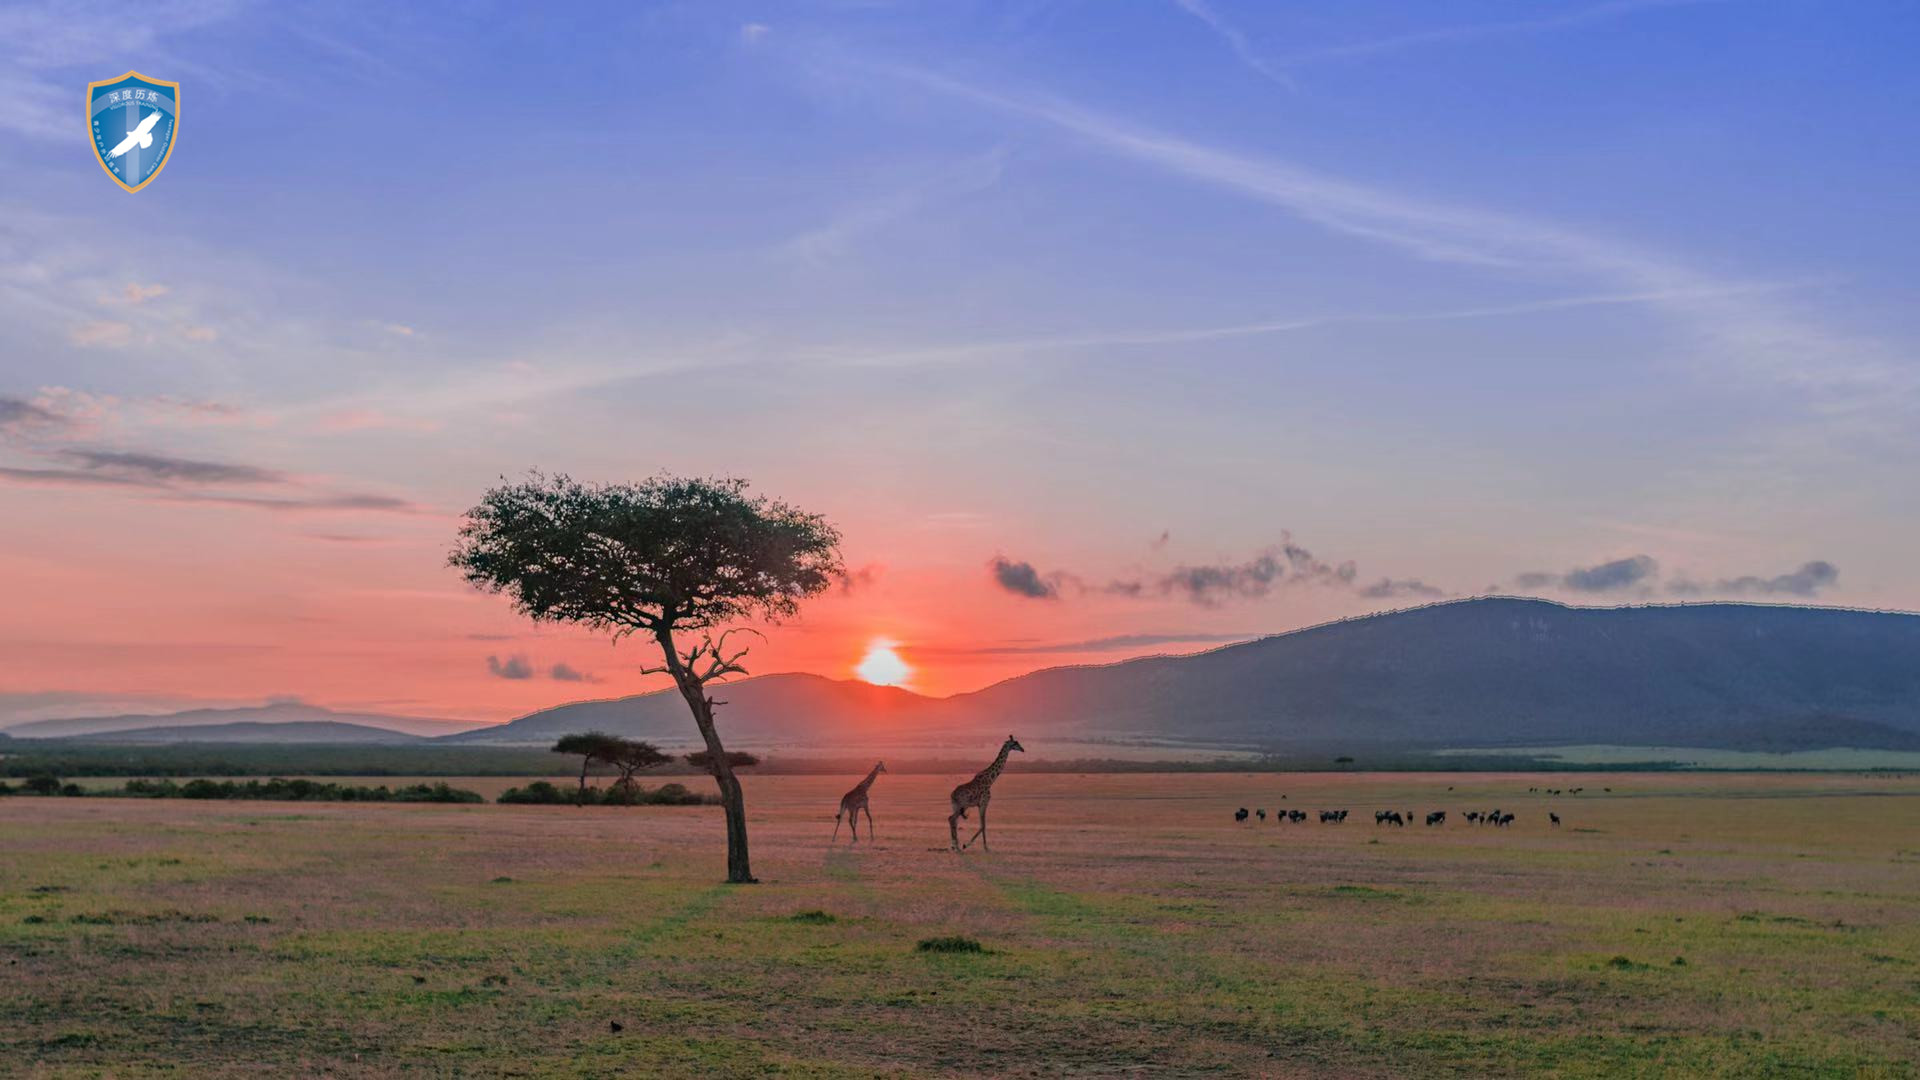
top-left (853, 762), bottom-right (882, 794)
top-left (977, 745), bottom-right (1011, 787)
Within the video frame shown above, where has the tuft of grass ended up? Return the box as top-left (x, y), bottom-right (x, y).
top-left (1330, 885), bottom-right (1402, 900)
top-left (489, 876), bottom-right (515, 884)
top-left (67, 910), bottom-right (217, 926)
top-left (789, 910), bottom-right (836, 925)
top-left (916, 935), bottom-right (984, 954)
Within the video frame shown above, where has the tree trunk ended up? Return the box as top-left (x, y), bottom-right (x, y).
top-left (656, 629), bottom-right (755, 884)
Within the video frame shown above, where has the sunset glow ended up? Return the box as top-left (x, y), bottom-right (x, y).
top-left (854, 640), bottom-right (912, 688)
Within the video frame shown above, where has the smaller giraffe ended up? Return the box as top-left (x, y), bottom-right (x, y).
top-left (950, 735), bottom-right (1023, 852)
top-left (832, 761), bottom-right (886, 844)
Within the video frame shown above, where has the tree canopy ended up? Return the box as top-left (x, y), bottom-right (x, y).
top-left (449, 472), bottom-right (843, 636)
top-left (685, 750), bottom-right (760, 771)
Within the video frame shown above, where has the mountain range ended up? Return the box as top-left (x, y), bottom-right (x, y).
top-left (3, 702), bottom-right (483, 741)
top-left (451, 599), bottom-right (1920, 752)
top-left (13, 599), bottom-right (1920, 753)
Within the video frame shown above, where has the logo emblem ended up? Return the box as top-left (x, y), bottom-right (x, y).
top-left (88, 72), bottom-right (178, 192)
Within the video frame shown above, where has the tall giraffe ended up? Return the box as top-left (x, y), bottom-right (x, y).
top-left (949, 735), bottom-right (1023, 852)
top-left (832, 761), bottom-right (885, 844)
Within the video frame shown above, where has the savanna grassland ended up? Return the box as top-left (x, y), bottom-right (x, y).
top-left (4, 772), bottom-right (1918, 1077)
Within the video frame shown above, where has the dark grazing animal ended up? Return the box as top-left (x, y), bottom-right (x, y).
top-left (1549, 812), bottom-right (1561, 827)
top-left (1426, 811), bottom-right (1446, 826)
top-left (1235, 807), bottom-right (1249, 823)
top-left (1256, 808), bottom-right (1267, 822)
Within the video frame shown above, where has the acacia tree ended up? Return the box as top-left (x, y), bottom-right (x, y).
top-left (552, 732), bottom-right (623, 802)
top-left (451, 473), bottom-right (841, 883)
top-left (552, 732), bottom-right (671, 803)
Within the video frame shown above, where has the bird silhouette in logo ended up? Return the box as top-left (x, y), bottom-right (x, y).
top-left (109, 111), bottom-right (162, 158)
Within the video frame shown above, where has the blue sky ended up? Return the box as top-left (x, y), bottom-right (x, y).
top-left (2, 0), bottom-right (1918, 720)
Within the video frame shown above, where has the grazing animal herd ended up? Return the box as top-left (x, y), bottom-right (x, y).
top-left (1235, 802), bottom-right (1560, 829)
top-left (827, 737), bottom-right (1575, 850)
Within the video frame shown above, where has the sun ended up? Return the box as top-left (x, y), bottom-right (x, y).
top-left (855, 639), bottom-right (912, 688)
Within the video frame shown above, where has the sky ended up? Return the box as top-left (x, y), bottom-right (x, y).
top-left (3, 0), bottom-right (1918, 725)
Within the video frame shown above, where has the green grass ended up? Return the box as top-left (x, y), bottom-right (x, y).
top-left (1, 771), bottom-right (1916, 1076)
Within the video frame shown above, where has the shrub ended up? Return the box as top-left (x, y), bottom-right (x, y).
top-left (790, 910), bottom-right (836, 924)
top-left (643, 782), bottom-right (710, 806)
top-left (111, 777), bottom-right (482, 804)
top-left (498, 780), bottom-right (570, 805)
top-left (496, 781), bottom-right (719, 806)
top-left (22, 774), bottom-right (62, 796)
top-left (123, 779), bottom-right (181, 797)
top-left (392, 782), bottom-right (484, 804)
top-left (916, 935), bottom-right (985, 953)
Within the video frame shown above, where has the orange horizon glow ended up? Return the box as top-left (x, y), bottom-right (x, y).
top-left (853, 639), bottom-right (912, 688)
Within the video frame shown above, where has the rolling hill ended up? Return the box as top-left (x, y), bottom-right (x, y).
top-left (73, 720), bottom-right (427, 745)
top-left (945, 598), bottom-right (1920, 750)
top-left (440, 674), bottom-right (936, 746)
top-left (4, 702), bottom-right (485, 741)
top-left (450, 599), bottom-right (1920, 752)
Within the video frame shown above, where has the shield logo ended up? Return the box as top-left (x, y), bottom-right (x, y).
top-left (88, 72), bottom-right (179, 193)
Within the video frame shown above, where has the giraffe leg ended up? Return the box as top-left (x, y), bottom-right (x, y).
top-left (832, 809), bottom-right (842, 842)
top-left (864, 805), bottom-right (876, 842)
top-left (963, 804), bottom-right (987, 850)
top-left (949, 809), bottom-right (962, 852)
top-left (849, 806), bottom-right (859, 844)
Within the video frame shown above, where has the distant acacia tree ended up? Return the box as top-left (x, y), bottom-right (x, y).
top-left (552, 732), bottom-right (670, 802)
top-left (451, 473), bottom-right (841, 883)
top-left (686, 749), bottom-right (759, 772)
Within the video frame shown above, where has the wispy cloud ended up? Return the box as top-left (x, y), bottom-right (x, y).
top-left (69, 320), bottom-right (133, 347)
top-left (549, 662), bottom-right (600, 683)
top-left (0, 443), bottom-right (424, 514)
top-left (111, 283), bottom-right (171, 305)
top-left (815, 282), bottom-right (1801, 369)
top-left (987, 555), bottom-right (1064, 600)
top-left (993, 535), bottom-right (1439, 608)
top-left (925, 631), bottom-right (1256, 657)
top-left (1169, 0), bottom-right (1292, 87)
top-left (1514, 554), bottom-right (1660, 593)
top-left (776, 146), bottom-right (1009, 263)
top-left (1514, 555), bottom-right (1842, 599)
top-left (57, 448), bottom-right (284, 485)
top-left (869, 63), bottom-right (1906, 406)
top-left (486, 654), bottom-right (534, 680)
top-left (1278, 0), bottom-right (1729, 68)
top-left (0, 396), bottom-right (65, 430)
top-left (0, 0), bottom-right (245, 139)
top-left (1670, 560), bottom-right (1839, 598)
top-left (487, 654), bottom-right (599, 682)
